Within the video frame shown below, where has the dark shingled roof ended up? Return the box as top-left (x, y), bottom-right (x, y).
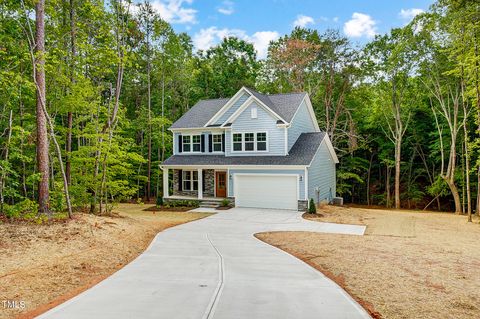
top-left (163, 132), bottom-right (325, 166)
top-left (170, 89), bottom-right (307, 129)
top-left (170, 98), bottom-right (229, 129)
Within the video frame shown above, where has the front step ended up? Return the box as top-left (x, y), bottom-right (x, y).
top-left (199, 200), bottom-right (221, 208)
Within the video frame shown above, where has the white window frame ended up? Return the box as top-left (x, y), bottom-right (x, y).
top-left (182, 134), bottom-right (202, 153)
top-left (212, 134), bottom-right (224, 153)
top-left (182, 170), bottom-right (198, 191)
top-left (231, 131), bottom-right (269, 153)
top-left (251, 106), bottom-right (258, 119)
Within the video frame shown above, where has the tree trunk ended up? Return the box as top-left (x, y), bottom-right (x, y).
top-left (395, 136), bottom-right (401, 209)
top-left (66, 0), bottom-right (76, 185)
top-left (366, 152), bottom-right (373, 206)
top-left (35, 0), bottom-right (50, 214)
top-left (386, 165), bottom-right (391, 208)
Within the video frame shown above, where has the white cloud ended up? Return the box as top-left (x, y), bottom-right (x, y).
top-left (193, 27), bottom-right (279, 59)
top-left (150, 0), bottom-right (197, 24)
top-left (333, 17), bottom-right (339, 23)
top-left (250, 31), bottom-right (280, 59)
top-left (293, 15), bottom-right (315, 28)
top-left (218, 0), bottom-right (234, 15)
top-left (343, 12), bottom-right (377, 38)
top-left (399, 8), bottom-right (424, 21)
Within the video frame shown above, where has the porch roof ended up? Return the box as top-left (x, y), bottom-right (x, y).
top-left (163, 132), bottom-right (325, 167)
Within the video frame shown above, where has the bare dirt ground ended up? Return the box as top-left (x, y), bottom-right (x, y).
top-left (0, 204), bottom-right (211, 319)
top-left (256, 205), bottom-right (480, 319)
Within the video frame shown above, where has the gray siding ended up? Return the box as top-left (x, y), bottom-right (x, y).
top-left (228, 169), bottom-right (305, 199)
top-left (215, 92), bottom-right (249, 125)
top-left (226, 101), bottom-right (286, 156)
top-left (287, 100), bottom-right (316, 151)
top-left (308, 141), bottom-right (336, 203)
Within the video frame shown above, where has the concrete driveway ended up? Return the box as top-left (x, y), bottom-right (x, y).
top-left (39, 208), bottom-right (370, 319)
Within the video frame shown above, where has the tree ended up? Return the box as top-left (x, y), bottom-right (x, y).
top-left (34, 0), bottom-right (49, 214)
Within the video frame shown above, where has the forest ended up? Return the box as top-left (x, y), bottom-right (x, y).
top-left (0, 0), bottom-right (479, 220)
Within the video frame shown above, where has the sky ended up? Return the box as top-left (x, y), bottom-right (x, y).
top-left (136, 0), bottom-right (434, 58)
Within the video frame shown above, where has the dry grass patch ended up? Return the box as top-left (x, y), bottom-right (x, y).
top-left (256, 206), bottom-right (480, 319)
top-left (0, 204), bottom-right (211, 319)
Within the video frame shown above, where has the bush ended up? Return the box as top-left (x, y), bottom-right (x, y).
top-left (156, 196), bottom-right (164, 207)
top-left (4, 199), bottom-right (39, 220)
top-left (308, 198), bottom-right (316, 214)
top-left (220, 198), bottom-right (230, 207)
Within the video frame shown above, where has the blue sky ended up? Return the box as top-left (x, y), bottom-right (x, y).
top-left (138, 0), bottom-right (434, 58)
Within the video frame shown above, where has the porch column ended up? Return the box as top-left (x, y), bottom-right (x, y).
top-left (163, 167), bottom-right (169, 198)
top-left (198, 168), bottom-right (203, 199)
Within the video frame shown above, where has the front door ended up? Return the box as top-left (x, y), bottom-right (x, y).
top-left (215, 171), bottom-right (227, 197)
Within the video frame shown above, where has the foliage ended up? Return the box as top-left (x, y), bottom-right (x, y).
top-left (308, 199), bottom-right (316, 214)
top-left (0, 0), bottom-right (478, 217)
top-left (220, 199), bottom-right (230, 207)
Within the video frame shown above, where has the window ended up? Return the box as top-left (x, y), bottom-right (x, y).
top-left (231, 132), bottom-right (268, 152)
top-left (233, 133), bottom-right (242, 151)
top-left (245, 133), bottom-right (254, 151)
top-left (251, 106), bottom-right (257, 119)
top-left (192, 135), bottom-right (201, 152)
top-left (256, 132), bottom-right (267, 151)
top-left (213, 134), bottom-right (223, 152)
top-left (182, 170), bottom-right (198, 191)
top-left (182, 135), bottom-right (201, 153)
top-left (182, 136), bottom-right (191, 152)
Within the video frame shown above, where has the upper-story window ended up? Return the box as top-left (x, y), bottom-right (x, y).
top-left (182, 135), bottom-right (201, 153)
top-left (212, 134), bottom-right (223, 152)
top-left (232, 132), bottom-right (268, 152)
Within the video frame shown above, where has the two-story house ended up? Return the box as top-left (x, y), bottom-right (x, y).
top-left (161, 87), bottom-right (338, 211)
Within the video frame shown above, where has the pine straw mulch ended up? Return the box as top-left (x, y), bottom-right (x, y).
top-left (0, 204), bottom-right (211, 319)
top-left (256, 205), bottom-right (480, 319)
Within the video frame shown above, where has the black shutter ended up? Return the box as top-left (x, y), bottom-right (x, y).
top-left (178, 135), bottom-right (182, 153)
top-left (178, 170), bottom-right (183, 191)
top-left (222, 133), bottom-right (225, 152)
top-left (201, 134), bottom-right (205, 152)
top-left (208, 134), bottom-right (213, 152)
top-left (202, 171), bottom-right (206, 192)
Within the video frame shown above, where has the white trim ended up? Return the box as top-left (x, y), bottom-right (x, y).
top-left (214, 170), bottom-right (227, 198)
top-left (222, 95), bottom-right (284, 127)
top-left (182, 170), bottom-right (199, 191)
top-left (170, 127), bottom-right (226, 132)
top-left (211, 133), bottom-right (224, 153)
top-left (290, 94), bottom-right (320, 132)
top-left (231, 131), bottom-right (269, 153)
top-left (162, 166), bottom-right (169, 198)
top-left (243, 87), bottom-right (287, 122)
top-left (181, 134), bottom-right (202, 154)
top-left (323, 134), bottom-right (339, 164)
top-left (165, 165), bottom-right (307, 170)
top-left (197, 168), bottom-right (203, 199)
top-left (306, 135), bottom-right (339, 167)
top-left (304, 167), bottom-right (308, 200)
top-left (232, 173), bottom-right (300, 201)
top-left (205, 88), bottom-right (250, 126)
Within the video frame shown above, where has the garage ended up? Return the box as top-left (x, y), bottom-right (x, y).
top-left (234, 174), bottom-right (298, 210)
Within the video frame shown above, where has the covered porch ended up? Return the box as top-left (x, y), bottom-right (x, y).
top-left (162, 167), bottom-right (228, 200)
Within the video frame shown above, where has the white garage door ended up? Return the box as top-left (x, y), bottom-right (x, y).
top-left (234, 174), bottom-right (298, 210)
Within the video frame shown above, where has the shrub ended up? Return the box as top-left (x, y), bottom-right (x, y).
top-left (156, 196), bottom-right (164, 207)
top-left (4, 199), bottom-right (39, 219)
top-left (308, 198), bottom-right (316, 214)
top-left (220, 198), bottom-right (230, 207)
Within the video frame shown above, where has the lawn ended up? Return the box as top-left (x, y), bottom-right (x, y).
top-left (0, 204), bottom-right (212, 319)
top-left (256, 205), bottom-right (480, 319)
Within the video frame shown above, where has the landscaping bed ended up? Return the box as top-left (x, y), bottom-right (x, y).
top-left (256, 205), bottom-right (480, 319)
top-left (0, 204), bottom-right (211, 319)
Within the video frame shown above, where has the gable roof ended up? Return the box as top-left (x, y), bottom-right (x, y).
top-left (169, 88), bottom-right (308, 129)
top-left (163, 132), bottom-right (326, 166)
top-left (169, 98), bottom-right (229, 129)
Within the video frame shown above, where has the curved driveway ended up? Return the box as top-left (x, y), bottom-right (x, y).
top-left (39, 208), bottom-right (370, 319)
